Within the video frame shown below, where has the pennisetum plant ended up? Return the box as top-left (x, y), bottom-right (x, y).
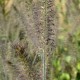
top-left (0, 0), bottom-right (58, 80)
top-left (44, 0), bottom-right (58, 80)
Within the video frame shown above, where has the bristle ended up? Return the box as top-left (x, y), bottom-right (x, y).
top-left (46, 0), bottom-right (58, 54)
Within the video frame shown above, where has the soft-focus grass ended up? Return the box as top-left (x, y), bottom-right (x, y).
top-left (52, 0), bottom-right (80, 80)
